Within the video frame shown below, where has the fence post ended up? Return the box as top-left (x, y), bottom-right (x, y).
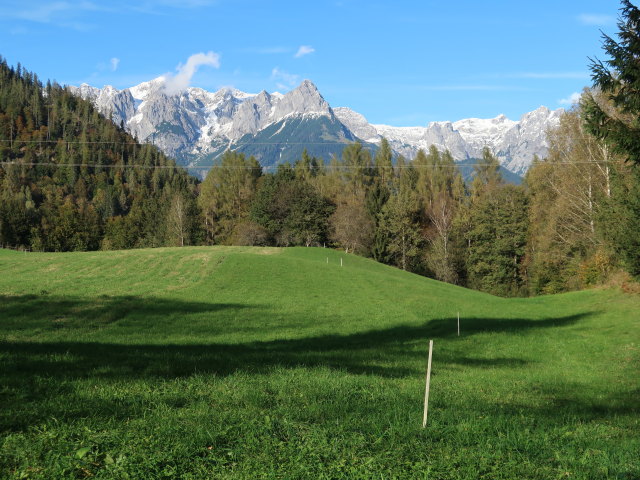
top-left (422, 339), bottom-right (434, 428)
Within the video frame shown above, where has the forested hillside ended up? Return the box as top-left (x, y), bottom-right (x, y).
top-left (0, 57), bottom-right (199, 252)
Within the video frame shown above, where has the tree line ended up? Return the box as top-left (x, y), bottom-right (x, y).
top-left (1, 1), bottom-right (639, 297)
top-left (197, 107), bottom-right (637, 296)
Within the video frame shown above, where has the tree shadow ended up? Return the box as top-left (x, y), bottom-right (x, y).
top-left (459, 382), bottom-right (640, 419)
top-left (0, 294), bottom-right (251, 328)
top-left (0, 307), bottom-right (590, 379)
top-left (0, 294), bottom-right (598, 431)
top-left (424, 314), bottom-right (591, 338)
top-left (446, 357), bottom-right (529, 368)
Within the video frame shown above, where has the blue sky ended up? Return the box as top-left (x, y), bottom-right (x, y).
top-left (0, 0), bottom-right (625, 126)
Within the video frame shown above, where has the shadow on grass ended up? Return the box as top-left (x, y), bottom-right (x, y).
top-left (0, 294), bottom-right (250, 329)
top-left (0, 294), bottom-right (590, 379)
top-left (0, 294), bottom-right (601, 430)
top-left (424, 315), bottom-right (589, 337)
top-left (465, 383), bottom-right (640, 420)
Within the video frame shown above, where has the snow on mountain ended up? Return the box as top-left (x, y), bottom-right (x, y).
top-left (74, 83), bottom-right (101, 101)
top-left (496, 106), bottom-right (564, 174)
top-left (69, 78), bottom-right (351, 172)
top-left (452, 114), bottom-right (517, 157)
top-left (372, 121), bottom-right (470, 161)
top-left (333, 106), bottom-right (563, 175)
top-left (332, 107), bottom-right (379, 143)
top-left (128, 76), bottom-right (166, 101)
top-left (70, 78), bottom-right (564, 177)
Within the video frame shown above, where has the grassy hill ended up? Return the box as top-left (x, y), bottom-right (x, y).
top-left (1, 247), bottom-right (638, 479)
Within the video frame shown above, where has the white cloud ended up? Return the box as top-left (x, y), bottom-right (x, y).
top-left (559, 92), bottom-right (582, 106)
top-left (294, 45), bottom-right (315, 58)
top-left (578, 14), bottom-right (615, 26)
top-left (271, 67), bottom-right (299, 89)
top-left (110, 57), bottom-right (120, 71)
top-left (164, 51), bottom-right (221, 94)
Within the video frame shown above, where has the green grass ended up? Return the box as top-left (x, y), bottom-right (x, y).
top-left (0, 246), bottom-right (638, 479)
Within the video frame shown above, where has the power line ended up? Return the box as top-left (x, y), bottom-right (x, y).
top-left (0, 139), bottom-right (378, 146)
top-left (0, 161), bottom-right (193, 169)
top-left (0, 139), bottom-right (620, 169)
top-left (0, 138), bottom-right (619, 170)
top-left (0, 139), bottom-right (141, 145)
top-left (0, 160), bottom-right (618, 170)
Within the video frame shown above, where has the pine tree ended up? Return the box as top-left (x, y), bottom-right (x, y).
top-left (466, 185), bottom-right (529, 296)
top-left (599, 165), bottom-right (640, 277)
top-left (584, 0), bottom-right (640, 165)
top-left (471, 147), bottom-right (502, 199)
top-left (341, 142), bottom-right (372, 197)
top-left (374, 137), bottom-right (393, 187)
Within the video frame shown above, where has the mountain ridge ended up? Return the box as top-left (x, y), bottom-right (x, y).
top-left (334, 105), bottom-right (563, 175)
top-left (69, 78), bottom-right (564, 177)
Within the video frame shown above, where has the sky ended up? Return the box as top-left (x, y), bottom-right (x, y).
top-left (0, 0), bottom-right (626, 126)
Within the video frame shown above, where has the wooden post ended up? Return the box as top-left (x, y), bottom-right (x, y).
top-left (457, 312), bottom-right (460, 337)
top-left (422, 339), bottom-right (433, 428)
top-left (340, 258), bottom-right (343, 267)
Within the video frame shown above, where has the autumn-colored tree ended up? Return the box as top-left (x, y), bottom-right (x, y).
top-left (198, 150), bottom-right (261, 244)
top-left (526, 103), bottom-right (619, 292)
top-left (329, 195), bottom-right (374, 254)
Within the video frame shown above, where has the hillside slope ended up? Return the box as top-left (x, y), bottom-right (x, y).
top-left (0, 58), bottom-right (199, 252)
top-left (1, 247), bottom-right (638, 479)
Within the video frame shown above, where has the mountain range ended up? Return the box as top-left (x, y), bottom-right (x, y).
top-left (69, 78), bottom-right (564, 179)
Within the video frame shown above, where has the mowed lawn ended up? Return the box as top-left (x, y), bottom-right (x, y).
top-left (0, 247), bottom-right (638, 479)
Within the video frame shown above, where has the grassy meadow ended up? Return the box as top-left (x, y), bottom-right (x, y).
top-left (0, 246), bottom-right (638, 479)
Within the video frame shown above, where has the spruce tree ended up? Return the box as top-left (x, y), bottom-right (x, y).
top-left (584, 0), bottom-right (640, 165)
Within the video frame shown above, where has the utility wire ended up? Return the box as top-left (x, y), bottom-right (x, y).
top-left (0, 160), bottom-right (617, 170)
top-left (0, 139), bottom-right (379, 146)
top-left (0, 139), bottom-right (619, 169)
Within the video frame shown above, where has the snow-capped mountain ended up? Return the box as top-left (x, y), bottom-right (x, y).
top-left (334, 106), bottom-right (563, 176)
top-left (69, 78), bottom-right (358, 174)
top-left (69, 78), bottom-right (563, 177)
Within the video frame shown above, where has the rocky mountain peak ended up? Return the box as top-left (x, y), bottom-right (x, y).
top-left (70, 77), bottom-right (564, 177)
top-left (271, 80), bottom-right (331, 120)
top-left (298, 79), bottom-right (319, 92)
top-left (255, 90), bottom-right (271, 101)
